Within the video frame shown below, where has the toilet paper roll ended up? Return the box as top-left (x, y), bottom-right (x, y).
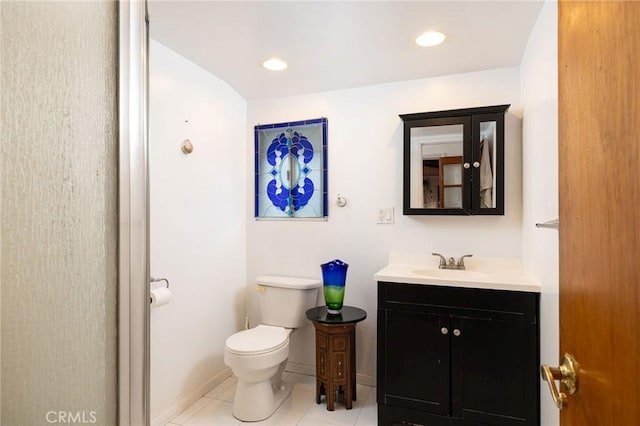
top-left (150, 287), bottom-right (171, 308)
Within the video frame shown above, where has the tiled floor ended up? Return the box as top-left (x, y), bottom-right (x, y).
top-left (165, 372), bottom-right (377, 426)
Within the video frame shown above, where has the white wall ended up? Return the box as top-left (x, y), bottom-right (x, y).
top-left (246, 67), bottom-right (523, 382)
top-left (520, 1), bottom-right (559, 425)
top-left (149, 40), bottom-right (247, 423)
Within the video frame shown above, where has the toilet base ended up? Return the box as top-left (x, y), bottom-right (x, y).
top-left (232, 376), bottom-right (292, 421)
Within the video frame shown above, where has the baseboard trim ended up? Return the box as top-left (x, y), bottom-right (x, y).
top-left (285, 361), bottom-right (316, 377)
top-left (151, 367), bottom-right (233, 426)
top-left (285, 362), bottom-right (376, 387)
top-left (356, 373), bottom-right (376, 387)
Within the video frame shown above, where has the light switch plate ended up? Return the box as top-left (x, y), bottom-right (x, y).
top-left (377, 207), bottom-right (394, 224)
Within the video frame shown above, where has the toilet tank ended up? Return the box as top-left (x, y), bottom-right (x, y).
top-left (257, 276), bottom-right (321, 328)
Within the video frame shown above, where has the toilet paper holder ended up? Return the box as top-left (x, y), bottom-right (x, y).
top-left (150, 276), bottom-right (169, 289)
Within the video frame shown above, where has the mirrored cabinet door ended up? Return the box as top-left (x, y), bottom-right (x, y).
top-left (472, 113), bottom-right (505, 214)
top-left (401, 105), bottom-right (509, 216)
top-left (407, 119), bottom-right (470, 213)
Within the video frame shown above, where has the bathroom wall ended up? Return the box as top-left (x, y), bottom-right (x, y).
top-left (149, 40), bottom-right (247, 424)
top-left (520, 1), bottom-right (559, 425)
top-left (246, 67), bottom-right (524, 383)
top-left (1, 2), bottom-right (118, 425)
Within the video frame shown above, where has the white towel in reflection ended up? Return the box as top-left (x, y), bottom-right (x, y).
top-left (480, 139), bottom-right (493, 208)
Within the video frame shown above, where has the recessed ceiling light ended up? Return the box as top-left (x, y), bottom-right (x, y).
top-left (262, 58), bottom-right (288, 71)
top-left (415, 31), bottom-right (446, 47)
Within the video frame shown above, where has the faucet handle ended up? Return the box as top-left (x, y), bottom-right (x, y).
top-left (432, 252), bottom-right (447, 269)
top-left (456, 254), bottom-right (473, 269)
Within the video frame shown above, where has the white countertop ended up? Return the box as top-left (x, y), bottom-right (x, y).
top-left (373, 253), bottom-right (541, 293)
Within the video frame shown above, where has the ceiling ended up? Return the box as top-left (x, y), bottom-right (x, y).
top-left (149, 1), bottom-right (544, 100)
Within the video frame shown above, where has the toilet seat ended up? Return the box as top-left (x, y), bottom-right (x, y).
top-left (225, 325), bottom-right (289, 356)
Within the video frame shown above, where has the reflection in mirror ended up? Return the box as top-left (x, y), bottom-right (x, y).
top-left (479, 121), bottom-right (497, 209)
top-left (410, 124), bottom-right (463, 208)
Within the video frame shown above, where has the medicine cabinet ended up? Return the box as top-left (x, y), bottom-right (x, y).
top-left (401, 105), bottom-right (509, 215)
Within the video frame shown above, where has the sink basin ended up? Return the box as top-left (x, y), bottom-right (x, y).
top-left (413, 268), bottom-right (492, 281)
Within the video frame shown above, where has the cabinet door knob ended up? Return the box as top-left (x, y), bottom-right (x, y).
top-left (453, 329), bottom-right (461, 337)
top-left (473, 161), bottom-right (480, 168)
top-left (441, 327), bottom-right (449, 335)
top-left (463, 162), bottom-right (470, 169)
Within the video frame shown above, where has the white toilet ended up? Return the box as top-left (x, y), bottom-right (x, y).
top-left (224, 275), bottom-right (321, 421)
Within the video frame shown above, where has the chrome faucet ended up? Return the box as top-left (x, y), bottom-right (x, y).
top-left (432, 253), bottom-right (473, 270)
top-left (456, 254), bottom-right (473, 269)
top-left (432, 252), bottom-right (447, 268)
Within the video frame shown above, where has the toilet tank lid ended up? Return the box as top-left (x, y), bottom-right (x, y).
top-left (256, 275), bottom-right (321, 289)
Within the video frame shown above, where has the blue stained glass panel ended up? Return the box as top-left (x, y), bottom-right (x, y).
top-left (255, 118), bottom-right (327, 218)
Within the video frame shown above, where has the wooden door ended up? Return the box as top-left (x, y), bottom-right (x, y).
top-left (439, 155), bottom-right (463, 208)
top-left (558, 1), bottom-right (640, 424)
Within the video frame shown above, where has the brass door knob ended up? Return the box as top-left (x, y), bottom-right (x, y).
top-left (541, 353), bottom-right (579, 410)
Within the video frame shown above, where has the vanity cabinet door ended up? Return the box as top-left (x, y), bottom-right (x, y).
top-left (378, 308), bottom-right (450, 416)
top-left (451, 317), bottom-right (539, 426)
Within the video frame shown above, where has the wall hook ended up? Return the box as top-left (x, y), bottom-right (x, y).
top-left (336, 194), bottom-right (347, 207)
top-left (181, 139), bottom-right (193, 154)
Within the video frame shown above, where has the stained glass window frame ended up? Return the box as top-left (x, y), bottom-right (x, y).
top-left (254, 118), bottom-right (328, 219)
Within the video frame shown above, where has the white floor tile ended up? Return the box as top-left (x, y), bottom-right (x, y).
top-left (274, 373), bottom-right (317, 417)
top-left (354, 387), bottom-right (377, 426)
top-left (297, 418), bottom-right (341, 426)
top-left (303, 393), bottom-right (366, 425)
top-left (285, 372), bottom-right (317, 394)
top-left (277, 387), bottom-right (315, 417)
top-left (205, 376), bottom-right (237, 400)
top-left (169, 397), bottom-right (215, 425)
top-left (182, 400), bottom-right (240, 426)
top-left (168, 372), bottom-right (377, 426)
top-left (353, 384), bottom-right (372, 405)
top-left (217, 380), bottom-right (237, 403)
top-left (240, 411), bottom-right (301, 426)
top-left (303, 384), bottom-right (372, 426)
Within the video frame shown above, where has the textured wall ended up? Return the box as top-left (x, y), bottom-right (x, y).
top-left (1, 2), bottom-right (118, 425)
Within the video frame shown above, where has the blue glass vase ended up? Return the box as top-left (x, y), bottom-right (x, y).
top-left (320, 259), bottom-right (348, 314)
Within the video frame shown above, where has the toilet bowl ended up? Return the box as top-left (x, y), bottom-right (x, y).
top-left (224, 325), bottom-right (291, 421)
top-left (224, 275), bottom-right (321, 421)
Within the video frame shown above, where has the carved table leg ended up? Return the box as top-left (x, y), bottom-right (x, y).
top-left (316, 380), bottom-right (323, 404)
top-left (327, 385), bottom-right (336, 411)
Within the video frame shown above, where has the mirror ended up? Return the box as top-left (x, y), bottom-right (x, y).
top-left (478, 120), bottom-right (497, 209)
top-left (409, 124), bottom-right (464, 209)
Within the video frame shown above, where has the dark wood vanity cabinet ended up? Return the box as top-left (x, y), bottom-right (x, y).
top-left (401, 105), bottom-right (509, 216)
top-left (377, 282), bottom-right (540, 426)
